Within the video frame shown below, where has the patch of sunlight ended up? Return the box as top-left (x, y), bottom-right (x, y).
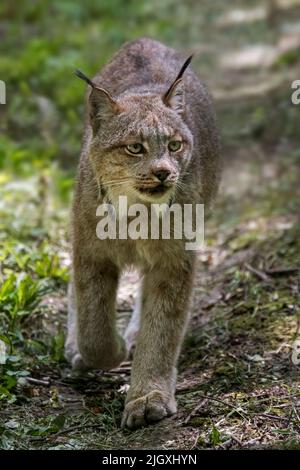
top-left (279, 21), bottom-right (300, 51)
top-left (219, 45), bottom-right (277, 70)
top-left (0, 173), bottom-right (11, 184)
top-left (281, 20), bottom-right (300, 34)
top-left (2, 178), bottom-right (38, 196)
top-left (277, 0), bottom-right (300, 9)
top-left (216, 7), bottom-right (266, 28)
top-left (279, 32), bottom-right (300, 51)
top-left (213, 67), bottom-right (295, 101)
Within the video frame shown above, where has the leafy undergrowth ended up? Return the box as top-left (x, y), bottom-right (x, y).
top-left (1, 0), bottom-right (300, 451)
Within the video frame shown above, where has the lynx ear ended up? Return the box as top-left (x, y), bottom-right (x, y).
top-left (163, 78), bottom-right (185, 113)
top-left (75, 69), bottom-right (121, 132)
top-left (163, 55), bottom-right (193, 114)
top-left (89, 87), bottom-right (120, 126)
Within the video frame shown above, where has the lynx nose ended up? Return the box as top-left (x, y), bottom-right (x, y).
top-left (153, 169), bottom-right (171, 182)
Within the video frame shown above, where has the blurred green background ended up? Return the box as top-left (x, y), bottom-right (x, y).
top-left (0, 0), bottom-right (300, 449)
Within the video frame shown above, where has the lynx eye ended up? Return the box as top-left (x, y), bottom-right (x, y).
top-left (168, 140), bottom-right (182, 152)
top-left (125, 143), bottom-right (144, 155)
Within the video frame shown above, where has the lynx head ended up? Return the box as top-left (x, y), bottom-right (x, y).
top-left (76, 58), bottom-right (193, 206)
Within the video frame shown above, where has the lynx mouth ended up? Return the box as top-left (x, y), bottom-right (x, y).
top-left (137, 185), bottom-right (170, 196)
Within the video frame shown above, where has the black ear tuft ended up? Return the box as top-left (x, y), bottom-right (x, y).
top-left (164, 55), bottom-right (193, 100)
top-left (75, 69), bottom-right (121, 131)
top-left (75, 69), bottom-right (96, 88)
top-left (174, 55), bottom-right (193, 82)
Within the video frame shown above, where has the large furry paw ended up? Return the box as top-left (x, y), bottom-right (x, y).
top-left (121, 390), bottom-right (177, 429)
top-left (65, 335), bottom-right (127, 371)
top-left (70, 352), bottom-right (91, 371)
top-left (78, 335), bottom-right (127, 371)
top-left (65, 344), bottom-right (90, 371)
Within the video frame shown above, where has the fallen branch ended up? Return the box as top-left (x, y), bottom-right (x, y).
top-left (27, 377), bottom-right (50, 386)
top-left (259, 413), bottom-right (290, 422)
top-left (184, 398), bottom-right (209, 425)
top-left (187, 394), bottom-right (248, 421)
top-left (231, 435), bottom-right (243, 447)
top-left (29, 423), bottom-right (106, 442)
top-left (245, 263), bottom-right (272, 283)
top-left (265, 267), bottom-right (299, 275)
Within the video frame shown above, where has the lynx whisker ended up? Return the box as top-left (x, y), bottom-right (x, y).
top-left (101, 178), bottom-right (132, 185)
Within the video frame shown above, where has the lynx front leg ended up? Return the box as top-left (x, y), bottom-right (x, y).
top-left (65, 282), bottom-right (89, 370)
top-left (122, 257), bottom-right (195, 429)
top-left (70, 255), bottom-right (126, 370)
top-left (124, 283), bottom-right (142, 354)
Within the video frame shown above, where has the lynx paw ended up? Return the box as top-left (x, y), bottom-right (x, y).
top-left (78, 335), bottom-right (127, 370)
top-left (121, 390), bottom-right (176, 429)
top-left (65, 344), bottom-right (90, 371)
top-left (65, 335), bottom-right (127, 371)
top-left (70, 352), bottom-right (91, 371)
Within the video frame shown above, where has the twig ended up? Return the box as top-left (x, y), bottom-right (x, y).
top-left (109, 366), bottom-right (131, 373)
top-left (50, 422), bottom-right (105, 438)
top-left (196, 394), bottom-right (243, 411)
top-left (259, 413), bottom-right (290, 421)
top-left (251, 393), bottom-right (300, 404)
top-left (27, 377), bottom-right (50, 386)
top-left (103, 369), bottom-right (131, 376)
top-left (184, 398), bottom-right (209, 424)
top-left (193, 394), bottom-right (248, 420)
top-left (243, 438), bottom-right (261, 447)
top-left (292, 404), bottom-right (300, 424)
top-left (231, 435), bottom-right (243, 447)
top-left (190, 431), bottom-right (200, 449)
top-left (245, 263), bottom-right (272, 283)
top-left (265, 267), bottom-right (299, 275)
top-left (29, 423), bottom-right (105, 442)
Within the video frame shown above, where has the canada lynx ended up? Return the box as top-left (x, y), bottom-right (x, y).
top-left (65, 37), bottom-right (221, 429)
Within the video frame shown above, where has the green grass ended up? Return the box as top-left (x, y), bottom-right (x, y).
top-left (1, 0), bottom-right (300, 450)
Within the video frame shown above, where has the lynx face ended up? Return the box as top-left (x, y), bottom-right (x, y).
top-left (90, 94), bottom-right (193, 205)
top-left (82, 56), bottom-right (194, 207)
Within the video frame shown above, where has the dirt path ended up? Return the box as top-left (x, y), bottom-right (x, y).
top-left (1, 0), bottom-right (300, 450)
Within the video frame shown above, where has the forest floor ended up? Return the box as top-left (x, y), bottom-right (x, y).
top-left (1, 0), bottom-right (300, 450)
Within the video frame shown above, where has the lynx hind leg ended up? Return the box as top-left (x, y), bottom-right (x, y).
top-left (65, 283), bottom-right (88, 370)
top-left (124, 286), bottom-right (141, 354)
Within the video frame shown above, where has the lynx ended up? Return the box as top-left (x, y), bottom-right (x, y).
top-left (65, 37), bottom-right (221, 429)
